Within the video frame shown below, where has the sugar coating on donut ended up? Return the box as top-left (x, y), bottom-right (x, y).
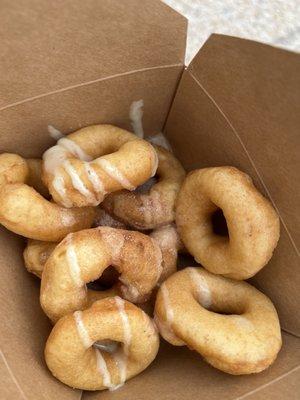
top-left (74, 311), bottom-right (93, 348)
top-left (189, 268), bottom-right (212, 309)
top-left (98, 228), bottom-right (125, 264)
top-left (93, 209), bottom-right (125, 229)
top-left (129, 99), bottom-right (144, 139)
top-left (65, 234), bottom-right (83, 286)
top-left (60, 210), bottom-right (77, 226)
top-left (96, 159), bottom-right (135, 190)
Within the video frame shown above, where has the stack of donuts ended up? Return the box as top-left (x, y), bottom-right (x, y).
top-left (0, 123), bottom-right (281, 391)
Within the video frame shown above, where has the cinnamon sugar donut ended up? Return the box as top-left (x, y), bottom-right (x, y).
top-left (93, 207), bottom-right (127, 229)
top-left (102, 145), bottom-right (185, 230)
top-left (154, 267), bottom-right (282, 375)
top-left (45, 297), bottom-right (159, 390)
top-left (0, 154), bottom-right (95, 241)
top-left (42, 125), bottom-right (158, 208)
top-left (176, 167), bottom-right (280, 280)
top-left (40, 227), bottom-right (162, 322)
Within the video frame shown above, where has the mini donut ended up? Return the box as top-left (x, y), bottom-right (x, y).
top-left (154, 267), bottom-right (282, 375)
top-left (40, 227), bottom-right (162, 322)
top-left (26, 158), bottom-right (50, 198)
top-left (45, 297), bottom-right (159, 390)
top-left (102, 145), bottom-right (185, 230)
top-left (42, 125), bottom-right (158, 208)
top-left (0, 153), bottom-right (95, 241)
top-left (150, 224), bottom-right (183, 284)
top-left (176, 167), bottom-right (280, 280)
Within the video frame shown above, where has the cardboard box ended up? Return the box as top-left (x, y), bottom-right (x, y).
top-left (0, 1), bottom-right (299, 399)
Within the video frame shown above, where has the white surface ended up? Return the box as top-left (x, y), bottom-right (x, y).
top-left (163, 0), bottom-right (300, 63)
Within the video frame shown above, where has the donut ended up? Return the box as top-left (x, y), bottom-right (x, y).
top-left (40, 227), bottom-right (162, 322)
top-left (0, 153), bottom-right (95, 241)
top-left (176, 167), bottom-right (280, 280)
top-left (154, 267), bottom-right (281, 375)
top-left (42, 125), bottom-right (158, 208)
top-left (150, 224), bottom-right (183, 284)
top-left (102, 145), bottom-right (185, 230)
top-left (45, 297), bottom-right (159, 390)
top-left (26, 158), bottom-right (50, 198)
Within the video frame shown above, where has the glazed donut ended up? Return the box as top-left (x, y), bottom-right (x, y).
top-left (0, 153), bottom-right (95, 241)
top-left (176, 167), bottom-right (280, 280)
top-left (45, 297), bottom-right (159, 390)
top-left (42, 125), bottom-right (158, 208)
top-left (102, 145), bottom-right (185, 230)
top-left (150, 224), bottom-right (183, 284)
top-left (154, 267), bottom-right (281, 375)
top-left (26, 158), bottom-right (50, 198)
top-left (40, 227), bottom-right (162, 322)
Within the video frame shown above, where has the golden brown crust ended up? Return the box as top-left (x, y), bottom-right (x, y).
top-left (27, 158), bottom-right (50, 198)
top-left (176, 167), bottom-right (280, 279)
top-left (154, 267), bottom-right (282, 375)
top-left (45, 297), bottom-right (159, 390)
top-left (0, 153), bottom-right (95, 241)
top-left (102, 146), bottom-right (185, 230)
top-left (40, 227), bottom-right (162, 322)
top-left (42, 125), bottom-right (158, 208)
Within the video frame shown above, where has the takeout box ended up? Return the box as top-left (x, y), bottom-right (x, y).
top-left (1, 1), bottom-right (299, 399)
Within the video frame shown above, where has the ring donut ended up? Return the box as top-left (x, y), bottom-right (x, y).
top-left (40, 227), bottom-right (162, 322)
top-left (0, 153), bottom-right (95, 241)
top-left (154, 267), bottom-right (282, 375)
top-left (45, 297), bottom-right (159, 390)
top-left (42, 125), bottom-right (158, 208)
top-left (176, 167), bottom-right (280, 279)
top-left (102, 145), bottom-right (185, 230)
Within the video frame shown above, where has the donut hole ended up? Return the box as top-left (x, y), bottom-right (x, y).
top-left (211, 208), bottom-right (229, 237)
top-left (93, 339), bottom-right (121, 354)
top-left (87, 266), bottom-right (120, 290)
top-left (135, 175), bottom-right (158, 194)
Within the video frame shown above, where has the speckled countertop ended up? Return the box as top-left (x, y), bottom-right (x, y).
top-left (162, 0), bottom-right (300, 63)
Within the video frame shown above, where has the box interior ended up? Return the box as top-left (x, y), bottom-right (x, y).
top-left (0, 1), bottom-right (299, 399)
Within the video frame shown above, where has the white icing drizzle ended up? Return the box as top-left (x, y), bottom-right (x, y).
top-left (63, 160), bottom-right (97, 204)
top-left (58, 137), bottom-right (92, 162)
top-left (95, 348), bottom-right (114, 390)
top-left (73, 311), bottom-right (93, 348)
top-left (43, 145), bottom-right (70, 175)
top-left (161, 284), bottom-right (174, 327)
top-left (84, 162), bottom-right (106, 201)
top-left (114, 296), bottom-right (131, 388)
top-left (129, 99), bottom-right (144, 138)
top-left (60, 210), bottom-right (76, 226)
top-left (147, 132), bottom-right (173, 152)
top-left (189, 268), bottom-right (212, 309)
top-left (52, 174), bottom-right (72, 208)
top-left (47, 124), bottom-right (64, 140)
top-left (97, 159), bottom-right (135, 190)
top-left (66, 235), bottom-right (83, 286)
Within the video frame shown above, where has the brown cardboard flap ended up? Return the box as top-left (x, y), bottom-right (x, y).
top-left (165, 35), bottom-right (300, 335)
top-left (83, 332), bottom-right (300, 400)
top-left (1, 0), bottom-right (186, 109)
top-left (0, 65), bottom-right (182, 157)
top-left (0, 228), bottom-right (81, 400)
